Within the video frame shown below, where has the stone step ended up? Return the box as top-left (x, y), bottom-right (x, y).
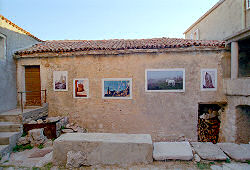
top-left (191, 142), bottom-right (228, 161)
top-left (0, 122), bottom-right (22, 132)
top-left (0, 145), bottom-right (9, 157)
top-left (217, 143), bottom-right (250, 162)
top-left (0, 132), bottom-right (21, 145)
top-left (0, 114), bottom-right (22, 123)
top-left (53, 133), bottom-right (153, 166)
top-left (153, 142), bottom-right (193, 161)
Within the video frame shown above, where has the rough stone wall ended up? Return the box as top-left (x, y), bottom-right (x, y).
top-left (0, 27), bottom-right (39, 113)
top-left (16, 50), bottom-right (228, 141)
top-left (235, 105), bottom-right (250, 143)
top-left (185, 0), bottom-right (243, 40)
top-left (219, 96), bottom-right (250, 142)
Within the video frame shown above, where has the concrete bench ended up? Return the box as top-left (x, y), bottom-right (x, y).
top-left (53, 133), bottom-right (153, 166)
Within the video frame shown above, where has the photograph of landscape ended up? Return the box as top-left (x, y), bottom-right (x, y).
top-left (146, 69), bottom-right (185, 92)
top-left (103, 79), bottom-right (132, 99)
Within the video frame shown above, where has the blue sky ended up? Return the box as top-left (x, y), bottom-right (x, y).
top-left (0, 0), bottom-right (218, 41)
top-left (104, 81), bottom-right (129, 92)
top-left (147, 71), bottom-right (183, 80)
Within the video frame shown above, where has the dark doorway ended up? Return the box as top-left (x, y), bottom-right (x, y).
top-left (25, 66), bottom-right (41, 106)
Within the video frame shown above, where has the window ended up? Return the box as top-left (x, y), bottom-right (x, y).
top-left (190, 33), bottom-right (193, 39)
top-left (0, 33), bottom-right (6, 59)
top-left (247, 0), bottom-right (250, 9)
top-left (193, 29), bottom-right (199, 40)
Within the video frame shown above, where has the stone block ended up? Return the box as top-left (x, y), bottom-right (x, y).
top-left (66, 151), bottom-right (87, 168)
top-left (191, 142), bottom-right (228, 161)
top-left (153, 142), bottom-right (193, 161)
top-left (217, 143), bottom-right (250, 162)
top-left (53, 133), bottom-right (153, 166)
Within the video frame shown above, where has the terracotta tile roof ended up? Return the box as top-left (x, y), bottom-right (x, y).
top-left (0, 15), bottom-right (42, 42)
top-left (15, 38), bottom-right (225, 55)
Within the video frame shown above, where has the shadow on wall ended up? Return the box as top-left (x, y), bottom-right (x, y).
top-left (236, 105), bottom-right (250, 144)
top-left (0, 27), bottom-right (39, 113)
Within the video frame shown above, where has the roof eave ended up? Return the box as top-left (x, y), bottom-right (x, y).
top-left (14, 46), bottom-right (227, 59)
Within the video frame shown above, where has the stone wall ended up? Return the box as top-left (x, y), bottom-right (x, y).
top-left (22, 103), bottom-right (49, 123)
top-left (16, 49), bottom-right (229, 141)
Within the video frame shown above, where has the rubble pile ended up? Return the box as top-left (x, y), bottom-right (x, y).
top-left (62, 122), bottom-right (87, 133)
top-left (17, 128), bottom-right (52, 147)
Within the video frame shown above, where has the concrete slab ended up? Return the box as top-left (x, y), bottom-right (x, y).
top-left (153, 142), bottom-right (193, 161)
top-left (191, 142), bottom-right (228, 161)
top-left (240, 144), bottom-right (250, 152)
top-left (217, 143), bottom-right (250, 162)
top-left (211, 163), bottom-right (250, 170)
top-left (53, 133), bottom-right (153, 166)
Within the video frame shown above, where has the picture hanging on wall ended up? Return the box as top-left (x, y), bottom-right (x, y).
top-left (201, 69), bottom-right (217, 91)
top-left (102, 78), bottom-right (132, 99)
top-left (73, 78), bottom-right (89, 98)
top-left (53, 71), bottom-right (68, 91)
top-left (145, 69), bottom-right (185, 92)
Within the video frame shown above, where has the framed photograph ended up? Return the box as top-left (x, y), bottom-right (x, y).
top-left (201, 69), bottom-right (217, 91)
top-left (53, 71), bottom-right (68, 91)
top-left (73, 78), bottom-right (89, 98)
top-left (102, 78), bottom-right (132, 99)
top-left (145, 69), bottom-right (185, 92)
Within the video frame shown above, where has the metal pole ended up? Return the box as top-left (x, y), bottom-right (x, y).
top-left (20, 92), bottom-right (23, 113)
top-left (44, 89), bottom-right (47, 103)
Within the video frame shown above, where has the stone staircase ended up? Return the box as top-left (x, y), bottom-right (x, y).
top-left (0, 109), bottom-right (23, 157)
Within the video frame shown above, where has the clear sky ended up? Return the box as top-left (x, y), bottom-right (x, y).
top-left (0, 0), bottom-right (219, 41)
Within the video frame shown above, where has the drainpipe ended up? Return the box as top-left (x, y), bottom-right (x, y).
top-left (231, 42), bottom-right (239, 79)
top-left (242, 0), bottom-right (246, 29)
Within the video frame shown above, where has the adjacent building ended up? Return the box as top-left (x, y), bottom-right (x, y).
top-left (0, 15), bottom-right (41, 113)
top-left (184, 0), bottom-right (250, 143)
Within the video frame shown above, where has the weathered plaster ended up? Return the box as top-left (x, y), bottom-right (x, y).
top-left (0, 27), bottom-right (39, 113)
top-left (16, 50), bottom-right (229, 141)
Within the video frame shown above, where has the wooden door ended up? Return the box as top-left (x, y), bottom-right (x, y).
top-left (25, 66), bottom-right (41, 106)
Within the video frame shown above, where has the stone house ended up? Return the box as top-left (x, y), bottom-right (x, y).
top-left (14, 38), bottom-right (232, 142)
top-left (0, 15), bottom-right (41, 113)
top-left (184, 0), bottom-right (250, 143)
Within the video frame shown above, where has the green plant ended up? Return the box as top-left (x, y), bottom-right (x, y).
top-left (13, 144), bottom-right (33, 152)
top-left (196, 162), bottom-right (211, 169)
top-left (44, 162), bottom-right (53, 169)
top-left (32, 167), bottom-right (41, 170)
top-left (246, 160), bottom-right (250, 164)
top-left (61, 126), bottom-right (65, 130)
top-left (226, 158), bottom-right (231, 163)
top-left (21, 131), bottom-right (27, 137)
top-left (38, 144), bottom-right (44, 149)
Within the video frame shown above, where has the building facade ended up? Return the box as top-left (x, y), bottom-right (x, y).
top-left (14, 38), bottom-right (231, 142)
top-left (184, 0), bottom-right (250, 143)
top-left (184, 0), bottom-right (250, 41)
top-left (0, 15), bottom-right (41, 113)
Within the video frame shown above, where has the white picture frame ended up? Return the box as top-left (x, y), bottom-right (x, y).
top-left (200, 69), bottom-right (217, 91)
top-left (53, 71), bottom-right (68, 91)
top-left (102, 78), bottom-right (132, 99)
top-left (73, 78), bottom-right (89, 98)
top-left (145, 68), bottom-right (185, 92)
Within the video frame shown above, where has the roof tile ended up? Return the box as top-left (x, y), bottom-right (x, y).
top-left (15, 37), bottom-right (225, 55)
